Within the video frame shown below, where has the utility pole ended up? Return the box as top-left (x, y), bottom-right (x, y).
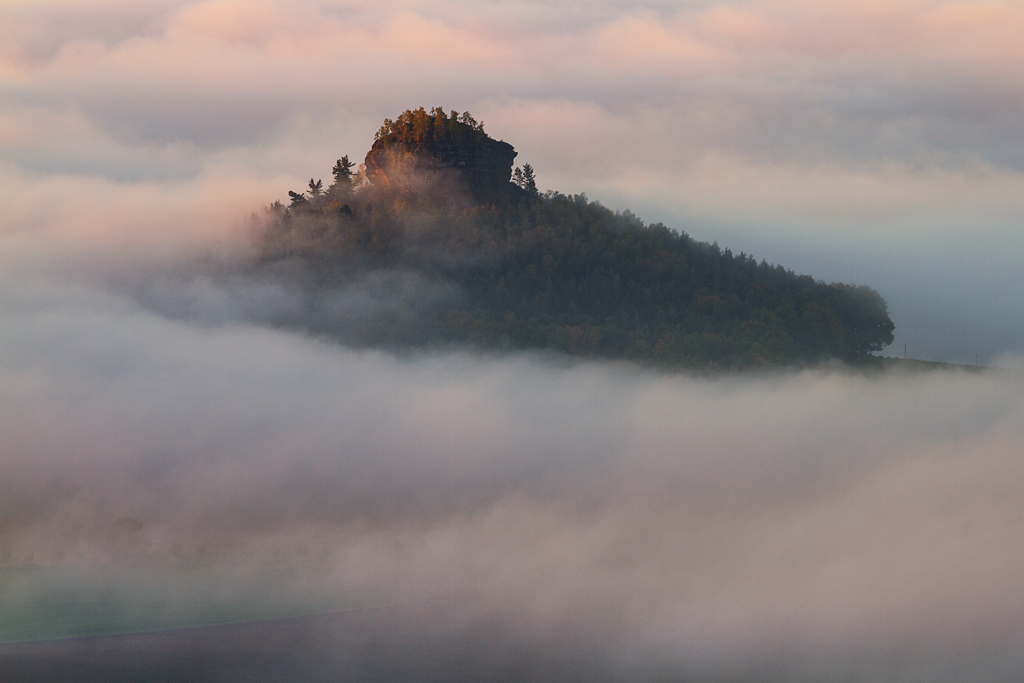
top-left (904, 342), bottom-right (907, 360)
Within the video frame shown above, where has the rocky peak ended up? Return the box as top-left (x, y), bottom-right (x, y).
top-left (364, 107), bottom-right (518, 203)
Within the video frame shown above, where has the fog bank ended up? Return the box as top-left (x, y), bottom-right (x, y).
top-left (4, 3), bottom-right (1024, 669)
top-left (3, 237), bottom-right (1024, 677)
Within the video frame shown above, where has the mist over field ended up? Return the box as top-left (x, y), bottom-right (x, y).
top-left (4, 1), bottom-right (1024, 679)
top-left (4, 202), bottom-right (1024, 679)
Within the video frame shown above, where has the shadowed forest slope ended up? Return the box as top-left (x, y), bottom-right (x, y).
top-left (255, 107), bottom-right (894, 368)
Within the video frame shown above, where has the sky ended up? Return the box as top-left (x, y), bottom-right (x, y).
top-left (4, 0), bottom-right (1024, 361)
top-left (4, 1), bottom-right (1024, 680)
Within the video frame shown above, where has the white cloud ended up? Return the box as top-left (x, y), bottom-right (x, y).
top-left (3, 251), bottom-right (1024, 678)
top-left (3, 32), bottom-right (1024, 664)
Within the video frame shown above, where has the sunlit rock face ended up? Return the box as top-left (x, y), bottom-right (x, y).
top-left (364, 107), bottom-right (518, 203)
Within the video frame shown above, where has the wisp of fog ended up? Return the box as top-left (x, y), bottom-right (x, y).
top-left (2, 182), bottom-right (1024, 682)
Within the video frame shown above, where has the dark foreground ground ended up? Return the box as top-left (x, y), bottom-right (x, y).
top-left (0, 605), bottom-right (612, 683)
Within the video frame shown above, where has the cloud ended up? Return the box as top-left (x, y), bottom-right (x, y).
top-left (3, 176), bottom-right (1024, 678)
top-left (3, 4), bottom-right (1024, 670)
top-left (6, 0), bottom-right (1023, 157)
top-left (6, 0), bottom-right (1024, 360)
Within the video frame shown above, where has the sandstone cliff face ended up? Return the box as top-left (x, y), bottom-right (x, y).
top-left (363, 108), bottom-right (518, 203)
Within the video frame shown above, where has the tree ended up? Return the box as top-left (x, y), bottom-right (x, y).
top-left (288, 190), bottom-right (307, 207)
top-left (331, 156), bottom-right (360, 196)
top-left (514, 163), bottom-right (538, 195)
top-left (458, 111), bottom-right (483, 131)
top-left (521, 163), bottom-right (537, 195)
top-left (831, 284), bottom-right (896, 356)
top-left (333, 155), bottom-right (358, 183)
top-left (308, 178), bottom-right (323, 197)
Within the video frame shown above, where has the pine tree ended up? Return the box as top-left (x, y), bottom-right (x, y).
top-left (513, 166), bottom-right (524, 187)
top-left (329, 156), bottom-right (356, 195)
top-left (521, 163), bottom-right (537, 195)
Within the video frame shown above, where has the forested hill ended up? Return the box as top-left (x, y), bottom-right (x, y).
top-left (255, 107), bottom-right (895, 369)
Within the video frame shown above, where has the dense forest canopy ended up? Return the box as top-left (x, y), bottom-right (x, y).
top-left (255, 107), bottom-right (894, 368)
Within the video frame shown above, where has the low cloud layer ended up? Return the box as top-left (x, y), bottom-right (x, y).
top-left (3, 204), bottom-right (1024, 678)
top-left (3, 2), bottom-right (1024, 678)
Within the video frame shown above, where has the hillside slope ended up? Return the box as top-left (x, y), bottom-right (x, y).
top-left (256, 107), bottom-right (894, 368)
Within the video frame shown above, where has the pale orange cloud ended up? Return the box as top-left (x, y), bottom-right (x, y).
top-left (6, 0), bottom-right (1023, 99)
top-left (171, 0), bottom-right (285, 46)
top-left (3, 0), bottom-right (1024, 360)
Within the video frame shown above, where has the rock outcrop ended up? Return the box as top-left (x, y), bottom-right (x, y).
top-left (364, 107), bottom-right (518, 203)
